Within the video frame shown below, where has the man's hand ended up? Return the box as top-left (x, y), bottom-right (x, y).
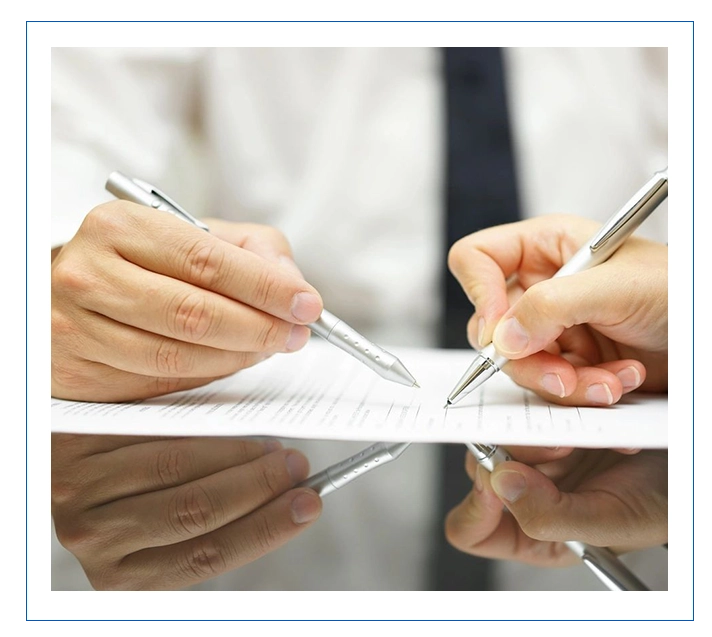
top-left (52, 433), bottom-right (322, 590)
top-left (445, 446), bottom-right (667, 566)
top-left (52, 202), bottom-right (323, 401)
top-left (448, 214), bottom-right (667, 406)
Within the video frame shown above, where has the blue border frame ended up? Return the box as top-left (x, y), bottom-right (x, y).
top-left (29, 17), bottom-right (696, 624)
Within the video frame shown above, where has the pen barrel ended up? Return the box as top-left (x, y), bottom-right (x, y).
top-left (106, 171), bottom-right (156, 207)
top-left (556, 171), bottom-right (668, 278)
top-left (309, 311), bottom-right (407, 384)
top-left (465, 442), bottom-right (511, 472)
top-left (564, 541), bottom-right (649, 591)
top-left (299, 442), bottom-right (406, 496)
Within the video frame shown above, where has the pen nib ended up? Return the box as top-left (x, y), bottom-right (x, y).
top-left (443, 401), bottom-right (451, 409)
top-left (413, 381), bottom-right (421, 389)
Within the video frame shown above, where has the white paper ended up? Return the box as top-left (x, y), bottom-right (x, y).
top-left (51, 339), bottom-right (667, 448)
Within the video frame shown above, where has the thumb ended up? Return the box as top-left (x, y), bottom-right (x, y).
top-left (491, 266), bottom-right (629, 359)
top-left (489, 462), bottom-right (637, 547)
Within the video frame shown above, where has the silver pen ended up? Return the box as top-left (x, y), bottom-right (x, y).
top-left (300, 440), bottom-right (647, 590)
top-left (446, 167), bottom-right (668, 406)
top-left (466, 443), bottom-right (649, 591)
top-left (105, 171), bottom-right (419, 387)
top-left (299, 441), bottom-right (412, 497)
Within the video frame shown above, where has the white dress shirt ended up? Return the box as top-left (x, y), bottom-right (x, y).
top-left (51, 47), bottom-right (668, 591)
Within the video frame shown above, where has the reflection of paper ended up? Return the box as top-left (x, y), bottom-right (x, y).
top-left (51, 339), bottom-right (667, 448)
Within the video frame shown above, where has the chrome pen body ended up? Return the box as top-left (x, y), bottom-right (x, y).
top-left (446, 167), bottom-right (668, 407)
top-left (298, 441), bottom-right (411, 497)
top-left (466, 442), bottom-right (649, 591)
top-left (105, 171), bottom-right (418, 387)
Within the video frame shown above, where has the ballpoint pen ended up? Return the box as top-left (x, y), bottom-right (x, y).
top-left (298, 441), bottom-right (412, 496)
top-left (105, 171), bottom-right (419, 388)
top-left (298, 439), bottom-right (649, 590)
top-left (445, 167), bottom-right (668, 407)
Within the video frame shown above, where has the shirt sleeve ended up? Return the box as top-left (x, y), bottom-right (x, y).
top-left (51, 47), bottom-right (204, 247)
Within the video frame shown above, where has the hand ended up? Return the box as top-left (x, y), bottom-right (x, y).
top-left (52, 202), bottom-right (324, 401)
top-left (445, 446), bottom-right (667, 566)
top-left (448, 214), bottom-right (667, 406)
top-left (52, 433), bottom-right (322, 590)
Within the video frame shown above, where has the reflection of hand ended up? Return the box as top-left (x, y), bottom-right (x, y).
top-left (445, 446), bottom-right (667, 566)
top-left (52, 203), bottom-right (323, 401)
top-left (52, 433), bottom-right (321, 590)
top-left (448, 214), bottom-right (667, 406)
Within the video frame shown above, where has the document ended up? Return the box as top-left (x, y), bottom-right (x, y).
top-left (51, 339), bottom-right (667, 448)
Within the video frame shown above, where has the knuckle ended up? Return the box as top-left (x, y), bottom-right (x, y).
top-left (246, 512), bottom-right (282, 556)
top-left (150, 375), bottom-right (190, 396)
top-left (89, 567), bottom-right (134, 591)
top-left (252, 270), bottom-right (282, 310)
top-left (82, 202), bottom-right (127, 235)
top-left (53, 515), bottom-right (102, 555)
top-left (518, 511), bottom-right (554, 542)
top-left (51, 358), bottom-right (88, 395)
top-left (170, 291), bottom-right (215, 342)
top-left (51, 308), bottom-right (76, 339)
top-left (255, 318), bottom-right (287, 351)
top-left (175, 538), bottom-right (229, 581)
top-left (51, 259), bottom-right (96, 297)
top-left (166, 484), bottom-right (222, 537)
top-left (152, 442), bottom-right (195, 487)
top-left (50, 474), bottom-right (80, 508)
top-left (182, 238), bottom-right (227, 289)
top-left (152, 337), bottom-right (191, 376)
top-left (524, 282), bottom-right (558, 319)
top-left (250, 458), bottom-right (287, 500)
top-left (447, 239), bottom-right (468, 274)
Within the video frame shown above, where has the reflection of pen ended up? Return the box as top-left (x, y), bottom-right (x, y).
top-left (105, 171), bottom-right (419, 388)
top-left (298, 440), bottom-right (648, 590)
top-left (299, 441), bottom-right (411, 496)
top-left (465, 443), bottom-right (649, 591)
top-left (446, 168), bottom-right (668, 407)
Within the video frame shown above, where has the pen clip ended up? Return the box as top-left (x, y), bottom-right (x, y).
top-left (131, 176), bottom-right (210, 232)
top-left (589, 169), bottom-right (668, 253)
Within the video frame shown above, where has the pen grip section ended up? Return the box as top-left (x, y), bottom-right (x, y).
top-left (310, 312), bottom-right (394, 375)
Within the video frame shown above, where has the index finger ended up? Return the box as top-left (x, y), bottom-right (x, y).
top-left (447, 215), bottom-right (596, 347)
top-left (84, 202), bottom-right (323, 324)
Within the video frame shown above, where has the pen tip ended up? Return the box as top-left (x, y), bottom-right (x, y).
top-left (443, 401), bottom-right (451, 409)
top-left (413, 382), bottom-right (421, 389)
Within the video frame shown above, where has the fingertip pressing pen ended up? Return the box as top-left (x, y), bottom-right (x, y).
top-left (465, 442), bottom-right (649, 591)
top-left (105, 171), bottom-right (419, 388)
top-left (445, 167), bottom-right (668, 407)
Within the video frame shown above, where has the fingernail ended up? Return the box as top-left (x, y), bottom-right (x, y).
top-left (616, 366), bottom-right (642, 391)
top-left (586, 383), bottom-right (613, 405)
top-left (291, 491), bottom-right (321, 524)
top-left (474, 465), bottom-right (484, 493)
top-left (285, 325), bottom-right (311, 352)
top-left (494, 317), bottom-right (529, 355)
top-left (477, 317), bottom-right (486, 348)
top-left (291, 292), bottom-right (322, 323)
top-left (491, 470), bottom-right (527, 503)
top-left (285, 451), bottom-right (309, 484)
top-left (541, 373), bottom-right (566, 398)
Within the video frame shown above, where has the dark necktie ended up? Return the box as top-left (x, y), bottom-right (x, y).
top-left (431, 47), bottom-right (521, 590)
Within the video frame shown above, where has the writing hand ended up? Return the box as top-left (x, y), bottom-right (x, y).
top-left (448, 214), bottom-right (667, 406)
